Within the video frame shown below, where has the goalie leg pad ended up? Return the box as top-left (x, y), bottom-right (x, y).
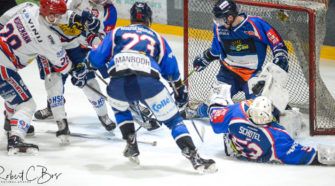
top-left (206, 80), bottom-right (234, 106)
top-left (248, 70), bottom-right (289, 112)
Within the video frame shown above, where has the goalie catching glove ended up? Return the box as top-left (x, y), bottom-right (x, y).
top-left (71, 63), bottom-right (88, 88)
top-left (170, 79), bottom-right (189, 108)
top-left (193, 48), bottom-right (219, 72)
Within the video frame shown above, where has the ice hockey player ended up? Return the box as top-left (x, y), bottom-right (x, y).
top-left (207, 93), bottom-right (335, 165)
top-left (88, 2), bottom-right (217, 173)
top-left (33, 0), bottom-right (117, 141)
top-left (0, 0), bottom-right (73, 154)
top-left (190, 0), bottom-right (290, 119)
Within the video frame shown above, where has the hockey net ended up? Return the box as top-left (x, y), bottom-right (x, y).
top-left (183, 0), bottom-right (335, 135)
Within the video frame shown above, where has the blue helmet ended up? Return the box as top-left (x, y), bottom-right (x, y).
top-left (212, 0), bottom-right (238, 19)
top-left (130, 2), bottom-right (152, 25)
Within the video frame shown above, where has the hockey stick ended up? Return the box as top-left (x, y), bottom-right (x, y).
top-left (45, 130), bottom-right (157, 146)
top-left (190, 119), bottom-right (205, 143)
top-left (91, 71), bottom-right (159, 129)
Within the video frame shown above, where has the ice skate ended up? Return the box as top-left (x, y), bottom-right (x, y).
top-left (98, 114), bottom-right (116, 132)
top-left (34, 106), bottom-right (53, 120)
top-left (4, 112), bottom-right (35, 138)
top-left (56, 119), bottom-right (70, 145)
top-left (123, 134), bottom-right (140, 165)
top-left (182, 147), bottom-right (217, 174)
top-left (7, 135), bottom-right (39, 155)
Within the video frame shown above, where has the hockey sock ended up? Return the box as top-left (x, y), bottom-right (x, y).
top-left (119, 122), bottom-right (135, 140)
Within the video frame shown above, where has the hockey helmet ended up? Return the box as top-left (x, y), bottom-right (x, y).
top-left (40, 0), bottom-right (67, 17)
top-left (212, 0), bottom-right (238, 26)
top-left (248, 96), bottom-right (274, 125)
top-left (130, 2), bottom-right (152, 25)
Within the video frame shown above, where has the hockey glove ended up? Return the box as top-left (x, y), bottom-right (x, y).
top-left (69, 11), bottom-right (101, 34)
top-left (193, 48), bottom-right (219, 72)
top-left (71, 63), bottom-right (88, 88)
top-left (193, 56), bottom-right (210, 72)
top-left (273, 51), bottom-right (289, 72)
top-left (171, 80), bottom-right (189, 108)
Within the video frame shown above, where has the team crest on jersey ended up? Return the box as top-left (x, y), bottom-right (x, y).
top-left (91, 9), bottom-right (99, 18)
top-left (211, 108), bottom-right (228, 123)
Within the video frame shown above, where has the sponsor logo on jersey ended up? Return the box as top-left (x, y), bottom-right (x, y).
top-left (14, 17), bottom-right (31, 43)
top-left (230, 40), bottom-right (250, 52)
top-left (219, 29), bottom-right (230, 36)
top-left (286, 142), bottom-right (299, 155)
top-left (266, 28), bottom-right (280, 45)
top-left (211, 108), bottom-right (228, 123)
top-left (152, 98), bottom-right (171, 112)
top-left (28, 19), bottom-right (42, 43)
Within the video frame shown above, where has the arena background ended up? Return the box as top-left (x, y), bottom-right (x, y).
top-left (15, 0), bottom-right (335, 59)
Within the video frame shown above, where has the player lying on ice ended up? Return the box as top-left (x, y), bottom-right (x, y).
top-left (88, 2), bottom-right (217, 173)
top-left (206, 93), bottom-right (335, 165)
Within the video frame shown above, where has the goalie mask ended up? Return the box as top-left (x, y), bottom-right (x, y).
top-left (248, 96), bottom-right (274, 125)
top-left (212, 0), bottom-right (238, 28)
top-left (130, 2), bottom-right (152, 26)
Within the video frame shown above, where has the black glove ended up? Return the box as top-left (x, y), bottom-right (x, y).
top-left (193, 48), bottom-right (219, 72)
top-left (69, 11), bottom-right (100, 34)
top-left (193, 56), bottom-right (210, 72)
top-left (71, 63), bottom-right (88, 88)
top-left (169, 79), bottom-right (189, 108)
top-left (273, 50), bottom-right (289, 72)
top-left (175, 84), bottom-right (189, 108)
top-left (82, 10), bottom-right (100, 33)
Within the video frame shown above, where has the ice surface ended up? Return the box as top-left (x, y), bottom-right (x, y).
top-left (1, 35), bottom-right (335, 186)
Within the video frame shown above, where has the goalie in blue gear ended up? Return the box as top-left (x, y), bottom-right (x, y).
top-left (88, 2), bottom-right (217, 173)
top-left (206, 93), bottom-right (335, 165)
top-left (189, 0), bottom-right (290, 119)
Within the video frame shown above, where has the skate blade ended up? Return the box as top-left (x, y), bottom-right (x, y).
top-left (128, 156), bottom-right (140, 165)
top-left (26, 132), bottom-right (35, 137)
top-left (8, 147), bottom-right (39, 156)
top-left (204, 163), bottom-right (218, 173)
top-left (57, 135), bottom-right (70, 145)
top-left (195, 163), bottom-right (218, 174)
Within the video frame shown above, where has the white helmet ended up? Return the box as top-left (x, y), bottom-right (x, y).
top-left (248, 96), bottom-right (274, 125)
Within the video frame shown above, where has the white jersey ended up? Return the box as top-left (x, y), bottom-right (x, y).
top-left (0, 3), bottom-right (71, 73)
top-left (53, 0), bottom-right (91, 49)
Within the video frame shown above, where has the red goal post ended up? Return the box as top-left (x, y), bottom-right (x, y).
top-left (183, 0), bottom-right (334, 135)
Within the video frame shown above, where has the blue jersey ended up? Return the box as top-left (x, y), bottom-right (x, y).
top-left (89, 24), bottom-right (180, 81)
top-left (211, 13), bottom-right (288, 81)
top-left (209, 101), bottom-right (316, 165)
